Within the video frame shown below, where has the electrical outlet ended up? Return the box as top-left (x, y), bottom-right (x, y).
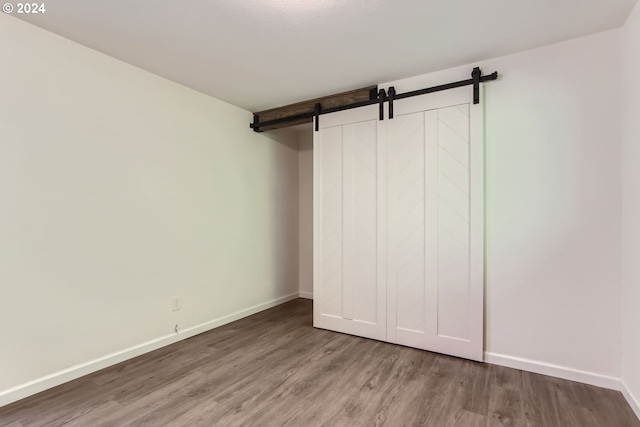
top-left (172, 296), bottom-right (181, 312)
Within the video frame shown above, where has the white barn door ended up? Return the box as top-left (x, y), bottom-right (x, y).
top-left (313, 85), bottom-right (484, 361)
top-left (386, 86), bottom-right (484, 361)
top-left (313, 104), bottom-right (387, 341)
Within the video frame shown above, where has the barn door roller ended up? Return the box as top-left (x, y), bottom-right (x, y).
top-left (250, 67), bottom-right (498, 132)
top-left (378, 89), bottom-right (387, 121)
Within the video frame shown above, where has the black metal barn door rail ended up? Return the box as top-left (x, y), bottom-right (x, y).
top-left (250, 67), bottom-right (498, 132)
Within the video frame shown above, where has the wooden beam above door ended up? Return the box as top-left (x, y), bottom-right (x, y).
top-left (252, 85), bottom-right (377, 132)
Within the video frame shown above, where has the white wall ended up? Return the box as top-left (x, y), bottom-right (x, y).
top-left (381, 30), bottom-right (623, 383)
top-left (0, 14), bottom-right (299, 405)
top-left (298, 131), bottom-right (314, 298)
top-left (621, 0), bottom-right (640, 416)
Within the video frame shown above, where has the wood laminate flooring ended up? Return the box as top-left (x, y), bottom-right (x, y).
top-left (1, 299), bottom-right (638, 427)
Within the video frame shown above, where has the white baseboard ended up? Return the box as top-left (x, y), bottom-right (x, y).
top-left (177, 293), bottom-right (299, 339)
top-left (299, 291), bottom-right (313, 299)
top-left (484, 352), bottom-right (621, 391)
top-left (0, 292), bottom-right (299, 408)
top-left (622, 380), bottom-right (640, 421)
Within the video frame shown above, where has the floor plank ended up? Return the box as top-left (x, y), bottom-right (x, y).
top-left (1, 299), bottom-right (638, 427)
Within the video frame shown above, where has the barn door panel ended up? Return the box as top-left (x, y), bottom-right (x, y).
top-left (387, 87), bottom-right (484, 361)
top-left (313, 105), bottom-right (386, 341)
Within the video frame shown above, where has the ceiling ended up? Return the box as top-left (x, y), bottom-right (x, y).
top-left (16, 0), bottom-right (637, 112)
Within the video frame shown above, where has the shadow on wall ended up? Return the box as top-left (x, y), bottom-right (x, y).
top-left (260, 128), bottom-right (300, 299)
